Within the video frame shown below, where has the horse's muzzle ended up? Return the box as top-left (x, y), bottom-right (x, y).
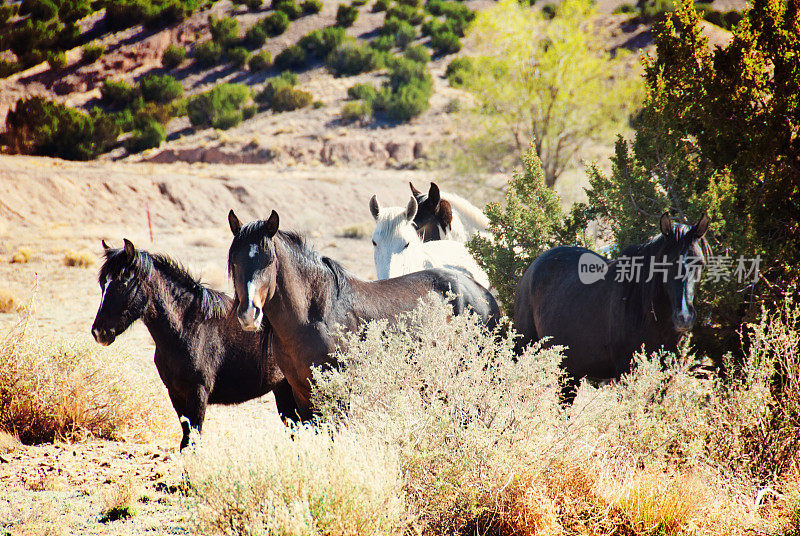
top-left (237, 305), bottom-right (262, 332)
top-left (92, 326), bottom-right (116, 346)
top-left (672, 311), bottom-right (695, 332)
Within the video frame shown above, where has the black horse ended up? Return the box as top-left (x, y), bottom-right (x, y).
top-left (227, 210), bottom-right (501, 420)
top-left (91, 239), bottom-right (299, 450)
top-left (514, 213), bottom-right (711, 404)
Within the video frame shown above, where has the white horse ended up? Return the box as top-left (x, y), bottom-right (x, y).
top-left (369, 195), bottom-right (491, 289)
top-left (409, 182), bottom-right (489, 242)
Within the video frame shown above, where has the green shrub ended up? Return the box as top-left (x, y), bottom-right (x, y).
top-left (0, 60), bottom-right (21, 78)
top-left (22, 0), bottom-right (58, 21)
top-left (397, 0), bottom-right (421, 6)
top-left (370, 34), bottom-right (395, 51)
top-left (386, 4), bottom-right (423, 24)
top-left (81, 43), bottom-right (105, 64)
top-left (2, 97), bottom-right (120, 160)
top-left (47, 50), bottom-right (67, 69)
top-left (347, 82), bottom-right (378, 101)
top-left (244, 24), bottom-right (267, 48)
top-left (271, 86), bottom-right (313, 111)
top-left (352, 0), bottom-right (369, 5)
top-left (209, 15), bottom-right (240, 46)
top-left (194, 40), bottom-right (223, 66)
top-left (261, 11), bottom-right (289, 35)
top-left (138, 74), bottom-right (183, 103)
top-left (541, 3), bottom-right (557, 19)
top-left (187, 83), bottom-right (251, 129)
top-left (341, 99), bottom-right (373, 121)
top-left (395, 19), bottom-right (416, 47)
top-left (274, 44), bottom-right (308, 70)
top-left (248, 50), bottom-right (273, 70)
top-left (243, 103), bottom-right (258, 119)
top-left (124, 118), bottom-right (165, 153)
top-left (372, 0), bottom-right (390, 11)
top-left (162, 44), bottom-right (187, 68)
top-left (273, 0), bottom-right (302, 19)
top-left (326, 41), bottom-right (384, 76)
top-left (227, 46), bottom-right (251, 67)
top-left (256, 76), bottom-right (293, 105)
top-left (246, 0), bottom-right (263, 10)
top-left (444, 56), bottom-right (472, 86)
top-left (382, 82), bottom-right (429, 120)
top-left (301, 0), bottom-right (323, 13)
top-left (386, 55), bottom-right (431, 91)
top-left (299, 26), bottom-right (349, 56)
top-left (403, 44), bottom-right (429, 63)
top-left (612, 3), bottom-right (639, 14)
top-left (427, 0), bottom-right (473, 21)
top-left (335, 3), bottom-right (359, 26)
top-left (429, 29), bottom-right (460, 54)
top-left (101, 79), bottom-right (140, 109)
top-left (377, 16), bottom-right (403, 35)
top-left (105, 0), bottom-right (201, 31)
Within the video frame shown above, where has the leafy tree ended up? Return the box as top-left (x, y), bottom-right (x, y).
top-left (468, 149), bottom-right (590, 310)
top-left (187, 83), bottom-right (251, 129)
top-left (581, 0), bottom-right (800, 354)
top-left (456, 0), bottom-right (642, 186)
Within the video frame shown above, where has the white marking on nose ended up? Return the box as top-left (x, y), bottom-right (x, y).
top-left (98, 280), bottom-right (109, 310)
top-left (249, 244), bottom-right (258, 258)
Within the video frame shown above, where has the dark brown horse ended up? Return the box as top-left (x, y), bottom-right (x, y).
top-left (227, 210), bottom-right (501, 420)
top-left (514, 213), bottom-right (711, 404)
top-left (91, 239), bottom-right (298, 450)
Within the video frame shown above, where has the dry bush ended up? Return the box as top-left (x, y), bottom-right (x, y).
top-left (0, 429), bottom-right (21, 452)
top-left (0, 300), bottom-right (174, 444)
top-left (0, 288), bottom-right (20, 313)
top-left (63, 250), bottom-right (97, 268)
top-left (336, 221), bottom-right (373, 239)
top-left (188, 297), bottom-right (799, 536)
top-left (100, 477), bottom-right (138, 522)
top-left (10, 247), bottom-right (32, 263)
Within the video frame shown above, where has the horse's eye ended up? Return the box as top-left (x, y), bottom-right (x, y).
top-left (372, 240), bottom-right (377, 247)
top-left (403, 242), bottom-right (409, 250)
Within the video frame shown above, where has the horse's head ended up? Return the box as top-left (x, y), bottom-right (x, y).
top-left (654, 212), bottom-right (711, 332)
top-left (91, 239), bottom-right (149, 346)
top-left (369, 195), bottom-right (423, 279)
top-left (228, 209), bottom-right (279, 331)
top-left (409, 182), bottom-right (453, 241)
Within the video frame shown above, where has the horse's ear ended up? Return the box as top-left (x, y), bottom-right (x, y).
top-left (660, 212), bottom-right (673, 237)
top-left (405, 196), bottom-right (418, 222)
top-left (692, 212), bottom-right (710, 238)
top-left (101, 239), bottom-right (110, 251)
top-left (428, 182), bottom-right (441, 207)
top-left (265, 210), bottom-right (279, 238)
top-left (122, 238), bottom-right (137, 264)
top-left (438, 199), bottom-right (453, 231)
top-left (369, 195), bottom-right (380, 220)
top-left (409, 182), bottom-right (422, 197)
top-left (228, 210), bottom-right (242, 236)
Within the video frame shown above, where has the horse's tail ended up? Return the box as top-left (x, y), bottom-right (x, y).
top-left (441, 192), bottom-right (490, 235)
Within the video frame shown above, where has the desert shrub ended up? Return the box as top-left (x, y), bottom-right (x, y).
top-left (162, 44), bottom-right (186, 70)
top-left (274, 44), bottom-right (308, 70)
top-left (47, 50), bottom-right (67, 69)
top-left (99, 478), bottom-right (138, 523)
top-left (298, 26), bottom-right (349, 57)
top-left (370, 34), bottom-right (395, 51)
top-left (209, 15), bottom-right (240, 46)
top-left (63, 251), bottom-right (97, 267)
top-left (101, 79), bottom-right (138, 109)
top-left (325, 41), bottom-right (384, 76)
top-left (226, 46), bottom-right (250, 67)
top-left (260, 11), bottom-right (289, 35)
top-left (255, 75), bottom-right (294, 105)
top-left (386, 4), bottom-right (423, 24)
top-left (380, 81), bottom-right (429, 120)
top-left (0, 307), bottom-right (174, 444)
top-left (348, 82), bottom-right (378, 101)
top-left (395, 20), bottom-right (417, 48)
top-left (444, 55), bottom-right (472, 86)
top-left (242, 103), bottom-right (258, 119)
top-left (81, 43), bottom-right (105, 63)
top-left (301, 0), bottom-right (323, 13)
top-left (403, 44), bottom-right (429, 63)
top-left (124, 118), bottom-right (166, 153)
top-left (0, 290), bottom-right (20, 314)
top-left (244, 24), bottom-right (267, 48)
top-left (335, 3), bottom-right (359, 26)
top-left (10, 248), bottom-right (33, 264)
top-left (21, 0), bottom-right (58, 21)
top-left (370, 55), bottom-right (432, 121)
top-left (248, 49), bottom-right (273, 70)
top-left (273, 0), bottom-right (302, 18)
top-left (187, 83), bottom-right (251, 129)
top-left (372, 0), bottom-right (390, 11)
top-left (138, 74), bottom-right (182, 103)
top-left (613, 2), bottom-right (639, 14)
top-left (398, 0), bottom-right (421, 6)
top-left (429, 28), bottom-right (460, 54)
top-left (2, 97), bottom-right (120, 160)
top-left (377, 15), bottom-right (402, 35)
top-left (270, 86), bottom-right (313, 111)
top-left (246, 0), bottom-right (263, 10)
top-left (352, 0), bottom-right (368, 5)
top-left (104, 0), bottom-right (200, 31)
top-left (341, 99), bottom-right (373, 121)
top-left (194, 40), bottom-right (223, 66)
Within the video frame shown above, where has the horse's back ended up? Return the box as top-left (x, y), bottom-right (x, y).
top-left (424, 268), bottom-right (501, 328)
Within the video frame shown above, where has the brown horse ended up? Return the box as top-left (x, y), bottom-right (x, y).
top-left (91, 240), bottom-right (299, 450)
top-left (514, 213), bottom-right (711, 404)
top-left (227, 210), bottom-right (501, 419)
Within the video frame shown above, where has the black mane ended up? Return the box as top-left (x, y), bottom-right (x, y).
top-left (101, 248), bottom-right (230, 318)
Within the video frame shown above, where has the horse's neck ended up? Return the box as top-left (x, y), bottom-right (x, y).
top-left (141, 270), bottom-right (196, 345)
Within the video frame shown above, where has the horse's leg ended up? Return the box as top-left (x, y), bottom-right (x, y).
top-left (168, 385), bottom-right (209, 451)
top-left (273, 379), bottom-right (302, 425)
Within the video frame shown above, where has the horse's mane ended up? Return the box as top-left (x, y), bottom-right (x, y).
top-left (101, 248), bottom-right (230, 318)
top-left (612, 224), bottom-right (711, 323)
top-left (440, 191), bottom-right (489, 230)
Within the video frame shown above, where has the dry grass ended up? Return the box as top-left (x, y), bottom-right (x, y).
top-left (10, 247), bottom-right (33, 263)
top-left (336, 221), bottom-right (373, 240)
top-left (0, 288), bottom-right (21, 313)
top-left (99, 477), bottom-right (138, 523)
top-left (0, 292), bottom-right (174, 444)
top-left (63, 250), bottom-right (97, 268)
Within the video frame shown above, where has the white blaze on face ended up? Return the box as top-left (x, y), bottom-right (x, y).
top-left (372, 207), bottom-right (424, 280)
top-left (249, 244), bottom-right (258, 258)
top-left (98, 277), bottom-right (109, 310)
